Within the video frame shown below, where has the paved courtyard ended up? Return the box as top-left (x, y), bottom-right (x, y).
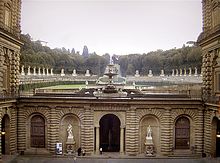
top-left (5, 155), bottom-right (220, 163)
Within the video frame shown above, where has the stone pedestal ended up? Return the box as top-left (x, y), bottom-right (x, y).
top-left (145, 138), bottom-right (155, 156)
top-left (194, 67), bottom-right (198, 76)
top-left (189, 67), bottom-right (192, 76)
top-left (21, 65), bottom-right (25, 75)
top-left (148, 70), bottom-right (153, 77)
top-left (184, 68), bottom-right (187, 76)
top-left (51, 68), bottom-right (53, 75)
top-left (66, 138), bottom-right (76, 154)
top-left (72, 69), bottom-right (77, 76)
top-left (171, 69), bottom-right (174, 76)
top-left (27, 66), bottom-right (31, 75)
top-left (160, 70), bottom-right (165, 77)
top-left (175, 69), bottom-right (179, 76)
top-left (33, 67), bottom-right (36, 76)
top-left (85, 69), bottom-right (90, 76)
top-left (61, 68), bottom-right (65, 76)
top-left (135, 70), bottom-right (140, 77)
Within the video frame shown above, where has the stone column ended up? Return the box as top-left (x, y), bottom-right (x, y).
top-left (194, 67), bottom-right (198, 76)
top-left (171, 69), bottom-right (174, 76)
top-left (179, 69), bottom-right (182, 76)
top-left (46, 68), bottom-right (49, 76)
top-left (184, 68), bottom-right (187, 76)
top-left (160, 70), bottom-right (165, 77)
top-left (33, 67), bottom-right (36, 76)
top-left (95, 127), bottom-right (100, 154)
top-left (42, 67), bottom-right (45, 75)
top-left (61, 68), bottom-right (65, 76)
top-left (120, 127), bottom-right (124, 154)
top-left (21, 65), bottom-right (25, 75)
top-left (175, 69), bottom-right (178, 76)
top-left (51, 68), bottom-right (53, 75)
top-left (27, 66), bottom-right (31, 75)
top-left (38, 67), bottom-right (41, 75)
top-left (189, 67), bottom-right (192, 76)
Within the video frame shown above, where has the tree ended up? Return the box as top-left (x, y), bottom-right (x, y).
top-left (71, 48), bottom-right (75, 55)
top-left (82, 45), bottom-right (89, 58)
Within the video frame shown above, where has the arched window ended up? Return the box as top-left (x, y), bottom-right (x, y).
top-left (31, 115), bottom-right (45, 148)
top-left (175, 117), bottom-right (190, 149)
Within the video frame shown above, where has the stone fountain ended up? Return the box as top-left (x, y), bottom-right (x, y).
top-left (93, 61), bottom-right (127, 98)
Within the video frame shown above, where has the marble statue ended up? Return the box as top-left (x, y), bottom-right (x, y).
top-left (147, 125), bottom-right (152, 139)
top-left (67, 124), bottom-right (73, 139)
top-left (145, 125), bottom-right (155, 156)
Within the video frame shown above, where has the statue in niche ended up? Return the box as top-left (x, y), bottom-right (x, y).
top-left (67, 124), bottom-right (73, 139)
top-left (145, 125), bottom-right (155, 156)
top-left (146, 125), bottom-right (152, 139)
top-left (66, 124), bottom-right (75, 154)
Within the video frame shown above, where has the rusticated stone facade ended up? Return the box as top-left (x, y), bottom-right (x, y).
top-left (0, 0), bottom-right (220, 161)
top-left (198, 0), bottom-right (220, 100)
top-left (16, 97), bottom-right (209, 157)
top-left (197, 0), bottom-right (220, 157)
top-left (0, 0), bottom-right (22, 163)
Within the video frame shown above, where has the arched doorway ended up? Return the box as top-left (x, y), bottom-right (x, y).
top-left (31, 115), bottom-right (45, 148)
top-left (1, 114), bottom-right (10, 154)
top-left (99, 114), bottom-right (120, 152)
top-left (216, 119), bottom-right (220, 157)
top-left (175, 116), bottom-right (190, 149)
top-left (212, 117), bottom-right (220, 157)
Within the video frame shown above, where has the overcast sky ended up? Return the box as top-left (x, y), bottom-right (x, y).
top-left (21, 0), bottom-right (202, 55)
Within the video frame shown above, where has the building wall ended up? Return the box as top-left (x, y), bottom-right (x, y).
top-left (17, 98), bottom-right (207, 157)
top-left (198, 0), bottom-right (220, 157)
top-left (0, 0), bottom-right (22, 162)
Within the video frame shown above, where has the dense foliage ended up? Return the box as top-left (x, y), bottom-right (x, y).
top-left (20, 34), bottom-right (202, 76)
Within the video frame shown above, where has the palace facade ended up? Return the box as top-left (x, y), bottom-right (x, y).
top-left (0, 0), bottom-right (220, 162)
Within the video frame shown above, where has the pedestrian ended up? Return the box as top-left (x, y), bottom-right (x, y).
top-left (82, 149), bottom-right (85, 156)
top-left (100, 147), bottom-right (102, 155)
top-left (77, 147), bottom-right (81, 156)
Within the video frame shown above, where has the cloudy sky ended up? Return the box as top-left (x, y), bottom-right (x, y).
top-left (21, 0), bottom-right (202, 55)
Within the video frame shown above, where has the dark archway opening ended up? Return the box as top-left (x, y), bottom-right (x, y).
top-left (1, 114), bottom-right (10, 154)
top-left (100, 114), bottom-right (120, 152)
top-left (216, 119), bottom-right (220, 157)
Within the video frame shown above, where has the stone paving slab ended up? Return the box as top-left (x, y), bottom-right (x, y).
top-left (6, 156), bottom-right (220, 163)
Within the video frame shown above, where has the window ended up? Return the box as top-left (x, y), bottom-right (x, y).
top-left (31, 115), bottom-right (45, 148)
top-left (4, 4), bottom-right (11, 28)
top-left (212, 0), bottom-right (220, 27)
top-left (175, 117), bottom-right (190, 149)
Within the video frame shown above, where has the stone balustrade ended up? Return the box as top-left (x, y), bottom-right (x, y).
top-left (20, 66), bottom-right (202, 79)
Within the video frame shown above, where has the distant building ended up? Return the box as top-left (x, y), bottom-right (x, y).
top-left (0, 0), bottom-right (220, 162)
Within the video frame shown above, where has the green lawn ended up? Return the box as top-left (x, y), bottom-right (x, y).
top-left (41, 84), bottom-right (86, 89)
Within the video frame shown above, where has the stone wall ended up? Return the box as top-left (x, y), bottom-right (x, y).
top-left (16, 97), bottom-right (212, 157)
